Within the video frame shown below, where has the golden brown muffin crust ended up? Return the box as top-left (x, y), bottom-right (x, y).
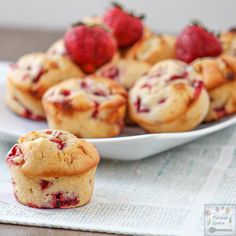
top-left (16, 130), bottom-right (100, 177)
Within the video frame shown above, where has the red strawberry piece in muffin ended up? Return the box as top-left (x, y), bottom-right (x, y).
top-left (39, 180), bottom-right (53, 191)
top-left (51, 192), bottom-right (79, 208)
top-left (6, 144), bottom-right (24, 166)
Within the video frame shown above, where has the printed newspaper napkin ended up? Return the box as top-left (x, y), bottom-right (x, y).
top-left (0, 126), bottom-right (236, 236)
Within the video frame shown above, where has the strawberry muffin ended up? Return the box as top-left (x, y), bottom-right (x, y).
top-left (6, 129), bottom-right (100, 208)
top-left (42, 76), bottom-right (127, 138)
top-left (47, 39), bottom-right (67, 56)
top-left (129, 59), bottom-right (209, 133)
top-left (220, 28), bottom-right (236, 56)
top-left (124, 34), bottom-right (176, 65)
top-left (191, 54), bottom-right (236, 122)
top-left (6, 52), bottom-right (83, 120)
top-left (97, 59), bottom-right (151, 90)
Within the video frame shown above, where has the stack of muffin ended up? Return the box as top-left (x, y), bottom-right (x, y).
top-left (6, 4), bottom-right (236, 138)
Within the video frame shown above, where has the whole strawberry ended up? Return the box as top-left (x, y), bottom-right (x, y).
top-left (64, 24), bottom-right (117, 73)
top-left (103, 3), bottom-right (144, 48)
top-left (176, 23), bottom-right (222, 63)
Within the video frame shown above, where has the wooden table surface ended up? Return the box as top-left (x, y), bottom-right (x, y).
top-left (0, 27), bottom-right (116, 236)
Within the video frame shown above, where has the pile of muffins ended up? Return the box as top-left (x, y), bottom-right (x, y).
top-left (5, 3), bottom-right (236, 209)
top-left (6, 4), bottom-right (236, 138)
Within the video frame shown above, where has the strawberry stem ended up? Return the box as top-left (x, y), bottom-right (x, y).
top-left (111, 1), bottom-right (123, 9)
top-left (139, 14), bottom-right (146, 20)
top-left (191, 19), bottom-right (206, 28)
top-left (71, 21), bottom-right (110, 33)
top-left (190, 19), bottom-right (210, 32)
top-left (111, 2), bottom-right (144, 21)
top-left (71, 21), bottom-right (85, 27)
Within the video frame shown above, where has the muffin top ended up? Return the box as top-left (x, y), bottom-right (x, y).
top-left (43, 76), bottom-right (127, 116)
top-left (125, 34), bottom-right (176, 63)
top-left (129, 59), bottom-right (206, 123)
top-left (191, 54), bottom-right (236, 91)
top-left (220, 28), bottom-right (236, 56)
top-left (148, 59), bottom-right (187, 80)
top-left (97, 59), bottom-right (150, 90)
top-left (7, 52), bottom-right (83, 97)
top-left (6, 129), bottom-right (100, 177)
top-left (47, 39), bottom-right (67, 56)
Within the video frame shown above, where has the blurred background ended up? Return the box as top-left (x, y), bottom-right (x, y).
top-left (0, 0), bottom-right (236, 60)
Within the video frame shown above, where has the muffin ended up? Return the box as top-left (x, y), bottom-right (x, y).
top-left (82, 16), bottom-right (103, 25)
top-left (42, 76), bottom-right (127, 138)
top-left (191, 54), bottom-right (236, 122)
top-left (47, 39), bottom-right (67, 56)
top-left (97, 59), bottom-right (151, 90)
top-left (6, 129), bottom-right (100, 208)
top-left (220, 28), bottom-right (236, 56)
top-left (124, 34), bottom-right (176, 65)
top-left (128, 59), bottom-right (210, 133)
top-left (6, 52), bottom-right (83, 120)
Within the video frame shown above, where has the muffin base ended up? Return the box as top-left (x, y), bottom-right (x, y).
top-left (10, 165), bottom-right (96, 209)
top-left (125, 35), bottom-right (176, 65)
top-left (205, 81), bottom-right (236, 122)
top-left (43, 101), bottom-right (126, 138)
top-left (6, 80), bottom-right (45, 120)
top-left (129, 89), bottom-right (210, 133)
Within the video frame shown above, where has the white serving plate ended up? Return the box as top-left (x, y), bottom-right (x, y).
top-left (1, 62), bottom-right (236, 161)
